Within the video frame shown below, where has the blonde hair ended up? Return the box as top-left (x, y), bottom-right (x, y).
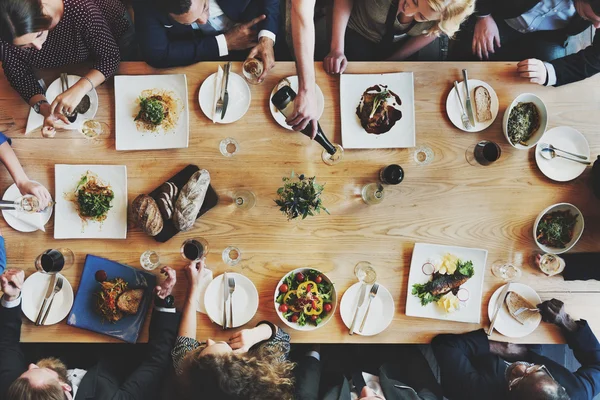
top-left (423, 0), bottom-right (476, 38)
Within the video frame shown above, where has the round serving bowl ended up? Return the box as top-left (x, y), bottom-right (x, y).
top-left (533, 202), bottom-right (584, 254)
top-left (273, 268), bottom-right (337, 331)
top-left (503, 93), bottom-right (548, 150)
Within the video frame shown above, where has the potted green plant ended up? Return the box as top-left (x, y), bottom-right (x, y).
top-left (275, 172), bottom-right (329, 220)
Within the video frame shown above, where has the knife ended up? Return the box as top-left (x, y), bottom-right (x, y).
top-left (222, 272), bottom-right (228, 330)
top-left (349, 284), bottom-right (367, 335)
top-left (487, 283), bottom-right (511, 336)
top-left (35, 274), bottom-right (57, 326)
top-left (221, 62), bottom-right (231, 120)
top-left (462, 69), bottom-right (475, 127)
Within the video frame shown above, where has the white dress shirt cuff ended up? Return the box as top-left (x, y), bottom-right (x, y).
top-left (306, 351), bottom-right (321, 361)
top-left (258, 30), bottom-right (276, 44)
top-left (216, 34), bottom-right (229, 57)
top-left (544, 62), bottom-right (557, 86)
top-left (155, 306), bottom-right (176, 313)
top-left (1, 294), bottom-right (22, 308)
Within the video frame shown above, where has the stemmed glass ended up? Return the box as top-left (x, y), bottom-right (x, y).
top-left (222, 246), bottom-right (241, 266)
top-left (491, 261), bottom-right (522, 281)
top-left (181, 238), bottom-right (209, 261)
top-left (361, 183), bottom-right (385, 205)
top-left (242, 58), bottom-right (264, 85)
top-left (354, 261), bottom-right (377, 284)
top-left (322, 144), bottom-right (344, 166)
top-left (220, 138), bottom-right (239, 157)
top-left (140, 250), bottom-right (161, 271)
top-left (233, 190), bottom-right (256, 210)
top-left (79, 119), bottom-right (109, 139)
top-left (466, 141), bottom-right (501, 166)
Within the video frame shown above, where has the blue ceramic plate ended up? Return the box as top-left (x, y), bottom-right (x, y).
top-left (67, 255), bottom-right (156, 343)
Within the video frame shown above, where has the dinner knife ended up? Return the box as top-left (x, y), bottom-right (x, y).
top-left (222, 272), bottom-right (228, 330)
top-left (35, 274), bottom-right (57, 326)
top-left (462, 69), bottom-right (475, 127)
top-left (487, 283), bottom-right (511, 336)
top-left (349, 283), bottom-right (367, 335)
top-left (221, 62), bottom-right (231, 120)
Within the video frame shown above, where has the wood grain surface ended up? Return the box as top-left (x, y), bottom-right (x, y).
top-left (0, 61), bottom-right (599, 344)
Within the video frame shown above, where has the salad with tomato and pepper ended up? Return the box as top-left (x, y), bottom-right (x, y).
top-left (275, 269), bottom-right (334, 327)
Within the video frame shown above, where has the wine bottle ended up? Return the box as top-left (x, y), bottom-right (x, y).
top-left (271, 86), bottom-right (337, 155)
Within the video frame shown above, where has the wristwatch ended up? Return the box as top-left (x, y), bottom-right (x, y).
top-left (32, 99), bottom-right (48, 114)
top-left (154, 294), bottom-right (175, 308)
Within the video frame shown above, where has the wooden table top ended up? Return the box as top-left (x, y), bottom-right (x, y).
top-left (0, 61), bottom-right (599, 344)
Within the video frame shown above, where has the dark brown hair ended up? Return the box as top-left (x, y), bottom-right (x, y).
top-left (0, 0), bottom-right (52, 42)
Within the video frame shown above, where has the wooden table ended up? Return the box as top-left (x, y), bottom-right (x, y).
top-left (0, 61), bottom-right (599, 344)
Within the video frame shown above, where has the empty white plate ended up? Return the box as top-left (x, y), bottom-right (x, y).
top-left (340, 282), bottom-right (394, 336)
top-left (21, 272), bottom-right (74, 325)
top-left (535, 127), bottom-right (590, 182)
top-left (269, 76), bottom-right (324, 130)
top-left (2, 182), bottom-right (52, 232)
top-left (199, 72), bottom-right (251, 124)
top-left (446, 79), bottom-right (498, 132)
top-left (488, 283), bottom-right (541, 338)
top-left (204, 273), bottom-right (259, 328)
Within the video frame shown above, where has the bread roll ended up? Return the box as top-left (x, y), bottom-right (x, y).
top-left (474, 86), bottom-right (492, 122)
top-left (132, 194), bottom-right (163, 236)
top-left (505, 291), bottom-right (541, 325)
top-left (173, 169), bottom-right (211, 232)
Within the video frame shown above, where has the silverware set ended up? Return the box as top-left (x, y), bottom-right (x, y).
top-left (215, 62), bottom-right (231, 121)
top-left (222, 273), bottom-right (236, 329)
top-left (487, 283), bottom-right (510, 336)
top-left (35, 274), bottom-right (63, 326)
top-left (454, 81), bottom-right (471, 130)
top-left (539, 142), bottom-right (590, 165)
top-left (349, 282), bottom-right (379, 335)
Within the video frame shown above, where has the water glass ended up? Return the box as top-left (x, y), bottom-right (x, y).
top-left (354, 261), bottom-right (377, 284)
top-left (140, 250), bottom-right (160, 271)
top-left (361, 183), bottom-right (385, 205)
top-left (322, 144), bottom-right (344, 166)
top-left (242, 58), bottom-right (264, 84)
top-left (491, 261), bottom-right (522, 281)
top-left (233, 190), bottom-right (256, 210)
top-left (414, 146), bottom-right (434, 165)
top-left (79, 119), bottom-right (109, 139)
top-left (222, 246), bottom-right (241, 266)
top-left (219, 138), bottom-right (239, 157)
top-left (537, 253), bottom-right (565, 276)
top-left (180, 238), bottom-right (209, 261)
top-left (35, 248), bottom-right (74, 274)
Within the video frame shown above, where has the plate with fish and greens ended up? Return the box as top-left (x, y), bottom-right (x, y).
top-left (406, 243), bottom-right (488, 323)
top-left (55, 165), bottom-right (127, 239)
top-left (114, 74), bottom-right (189, 151)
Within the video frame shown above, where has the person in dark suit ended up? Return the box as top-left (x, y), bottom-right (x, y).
top-left (0, 265), bottom-right (181, 400)
top-left (133, 0), bottom-right (279, 77)
top-left (432, 298), bottom-right (600, 400)
top-left (294, 344), bottom-right (442, 400)
top-left (451, 0), bottom-right (600, 87)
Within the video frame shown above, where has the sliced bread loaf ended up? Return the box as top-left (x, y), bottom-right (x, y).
top-left (474, 86), bottom-right (492, 123)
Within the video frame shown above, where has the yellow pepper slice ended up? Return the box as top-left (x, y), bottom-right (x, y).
top-left (283, 290), bottom-right (301, 312)
top-left (297, 281), bottom-right (318, 296)
top-left (303, 297), bottom-right (324, 315)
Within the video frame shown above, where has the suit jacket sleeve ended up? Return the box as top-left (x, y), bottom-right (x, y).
top-left (549, 30), bottom-right (600, 86)
top-left (261, 0), bottom-right (280, 36)
top-left (563, 320), bottom-right (600, 399)
top-left (133, 4), bottom-right (220, 68)
top-left (110, 309), bottom-right (181, 400)
top-left (431, 330), bottom-right (499, 400)
top-left (294, 355), bottom-right (321, 400)
top-left (0, 304), bottom-right (27, 398)
top-left (474, 0), bottom-right (493, 17)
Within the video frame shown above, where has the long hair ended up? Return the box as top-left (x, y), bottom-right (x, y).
top-left (423, 0), bottom-right (476, 38)
top-left (6, 377), bottom-right (65, 400)
top-left (0, 0), bottom-right (52, 42)
top-left (179, 343), bottom-right (295, 400)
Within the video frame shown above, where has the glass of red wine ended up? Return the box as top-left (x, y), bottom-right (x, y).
top-left (35, 248), bottom-right (74, 274)
top-left (181, 238), bottom-right (209, 261)
top-left (466, 141), bottom-right (502, 166)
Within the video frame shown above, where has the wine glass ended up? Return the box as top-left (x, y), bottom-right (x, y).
top-left (322, 144), bottom-right (344, 166)
top-left (491, 261), bottom-right (522, 281)
top-left (35, 248), bottom-right (74, 274)
top-left (232, 190), bottom-right (256, 210)
top-left (466, 141), bottom-right (501, 166)
top-left (79, 119), bottom-right (109, 139)
top-left (219, 138), bottom-right (239, 157)
top-left (242, 58), bottom-right (264, 85)
top-left (180, 238), bottom-right (209, 261)
top-left (354, 261), bottom-right (377, 284)
top-left (222, 246), bottom-right (241, 266)
top-left (414, 146), bottom-right (434, 165)
top-left (361, 183), bottom-right (385, 205)
top-left (537, 253), bottom-right (565, 276)
top-left (140, 250), bottom-right (161, 271)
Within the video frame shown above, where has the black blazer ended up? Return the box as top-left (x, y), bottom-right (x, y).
top-left (0, 304), bottom-right (180, 400)
top-left (431, 323), bottom-right (600, 400)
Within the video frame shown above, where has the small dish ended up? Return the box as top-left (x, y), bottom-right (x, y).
top-left (503, 93), bottom-right (548, 150)
top-left (533, 203), bottom-right (584, 254)
top-left (446, 79), bottom-right (499, 132)
top-left (204, 273), bottom-right (258, 328)
top-left (535, 127), bottom-right (590, 182)
top-left (488, 283), bottom-right (541, 338)
top-left (22, 272), bottom-right (74, 325)
top-left (199, 72), bottom-right (251, 124)
top-left (339, 282), bottom-right (394, 336)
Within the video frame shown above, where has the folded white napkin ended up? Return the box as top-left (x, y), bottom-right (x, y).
top-left (195, 268), bottom-right (214, 314)
top-left (25, 109), bottom-right (44, 135)
top-left (6, 209), bottom-right (45, 231)
top-left (212, 66), bottom-right (224, 123)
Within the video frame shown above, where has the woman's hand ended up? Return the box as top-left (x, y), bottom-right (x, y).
top-left (184, 258), bottom-right (205, 292)
top-left (286, 87), bottom-right (319, 138)
top-left (154, 266), bottom-right (177, 299)
top-left (16, 180), bottom-right (52, 210)
top-left (229, 324), bottom-right (272, 353)
top-left (324, 50), bottom-right (348, 75)
top-left (49, 84), bottom-right (87, 117)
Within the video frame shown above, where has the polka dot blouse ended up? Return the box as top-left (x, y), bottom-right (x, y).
top-left (0, 0), bottom-right (130, 103)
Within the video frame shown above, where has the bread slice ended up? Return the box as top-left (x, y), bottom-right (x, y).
top-left (117, 289), bottom-right (144, 315)
top-left (474, 86), bottom-right (492, 123)
top-left (505, 291), bottom-right (541, 325)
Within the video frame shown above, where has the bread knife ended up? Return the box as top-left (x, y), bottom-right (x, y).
top-left (462, 69), bottom-right (476, 127)
top-left (487, 283), bottom-right (511, 336)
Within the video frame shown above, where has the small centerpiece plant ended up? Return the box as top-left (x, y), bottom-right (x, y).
top-left (275, 172), bottom-right (329, 220)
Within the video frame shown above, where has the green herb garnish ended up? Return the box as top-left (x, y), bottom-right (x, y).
top-left (135, 97), bottom-right (165, 126)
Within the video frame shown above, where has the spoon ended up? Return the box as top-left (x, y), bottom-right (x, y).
top-left (539, 142), bottom-right (587, 160)
top-left (541, 148), bottom-right (591, 165)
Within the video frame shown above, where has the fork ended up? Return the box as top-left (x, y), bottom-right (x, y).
top-left (40, 276), bottom-right (63, 326)
top-left (453, 81), bottom-right (471, 130)
top-left (228, 276), bottom-right (236, 328)
top-left (513, 307), bottom-right (540, 317)
top-left (215, 66), bottom-right (226, 120)
top-left (359, 283), bottom-right (379, 333)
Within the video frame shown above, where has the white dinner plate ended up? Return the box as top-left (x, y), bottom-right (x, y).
top-left (46, 75), bottom-right (99, 130)
top-left (488, 283), bottom-right (541, 338)
top-left (199, 72), bottom-right (251, 123)
top-left (54, 164), bottom-right (127, 239)
top-left (340, 282), bottom-right (394, 336)
top-left (446, 79), bottom-right (499, 132)
top-left (535, 127), bottom-right (590, 182)
top-left (269, 76), bottom-right (324, 130)
top-left (2, 182), bottom-right (53, 232)
top-left (204, 273), bottom-right (258, 328)
top-left (22, 272), bottom-right (74, 325)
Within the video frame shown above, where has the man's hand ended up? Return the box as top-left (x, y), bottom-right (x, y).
top-left (472, 15), bottom-right (501, 60)
top-left (184, 258), bottom-right (205, 292)
top-left (0, 269), bottom-right (25, 301)
top-left (17, 180), bottom-right (52, 210)
top-left (225, 15), bottom-right (266, 51)
top-left (229, 324), bottom-right (272, 353)
top-left (324, 50), bottom-right (348, 75)
top-left (537, 298), bottom-right (578, 332)
top-left (154, 266), bottom-right (176, 299)
top-left (247, 36), bottom-right (275, 83)
top-left (517, 59), bottom-right (548, 85)
top-left (285, 87), bottom-right (319, 138)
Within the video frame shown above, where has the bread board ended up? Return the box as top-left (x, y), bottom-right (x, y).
top-left (149, 165), bottom-right (219, 242)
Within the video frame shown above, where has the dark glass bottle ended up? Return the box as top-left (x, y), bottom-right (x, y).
top-left (379, 164), bottom-right (404, 185)
top-left (271, 86), bottom-right (337, 155)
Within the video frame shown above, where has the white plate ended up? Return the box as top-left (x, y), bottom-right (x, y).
top-left (535, 127), bottom-right (590, 182)
top-left (533, 202), bottom-right (584, 254)
top-left (340, 282), bottom-right (394, 336)
top-left (446, 79), bottom-right (499, 132)
top-left (341, 73), bottom-right (415, 149)
top-left (54, 165), bottom-right (127, 239)
top-left (46, 75), bottom-right (99, 130)
top-left (199, 72), bottom-right (251, 123)
top-left (488, 283), bottom-right (541, 338)
top-left (269, 76), bottom-right (324, 130)
top-left (22, 272), bottom-right (74, 325)
top-left (2, 182), bottom-right (53, 232)
top-left (204, 273), bottom-right (258, 328)
top-left (406, 243), bottom-right (488, 324)
top-left (114, 74), bottom-right (189, 150)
